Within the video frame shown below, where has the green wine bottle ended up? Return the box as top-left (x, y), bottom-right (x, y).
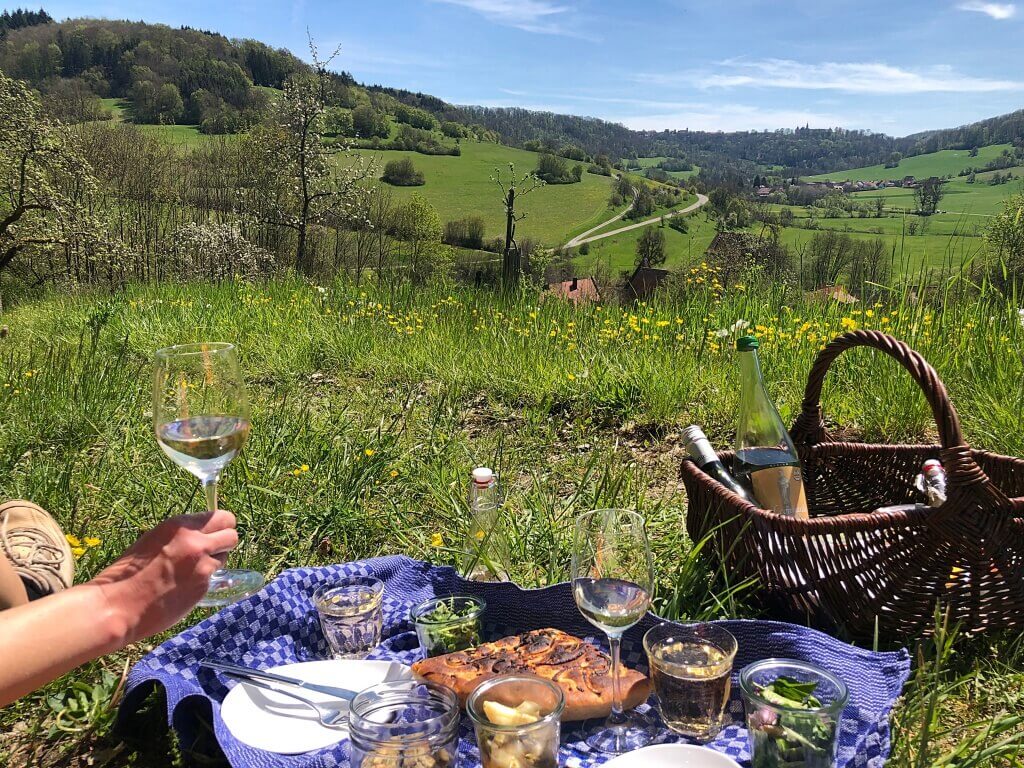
top-left (734, 335), bottom-right (809, 519)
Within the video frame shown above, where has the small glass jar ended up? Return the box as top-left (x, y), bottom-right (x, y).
top-left (467, 675), bottom-right (564, 768)
top-left (740, 658), bottom-right (848, 768)
top-left (411, 595), bottom-right (486, 657)
top-left (349, 681), bottom-right (461, 768)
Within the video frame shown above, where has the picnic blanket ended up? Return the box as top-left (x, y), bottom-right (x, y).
top-left (119, 555), bottom-right (910, 768)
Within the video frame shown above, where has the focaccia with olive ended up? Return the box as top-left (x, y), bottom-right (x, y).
top-left (412, 628), bottom-right (651, 721)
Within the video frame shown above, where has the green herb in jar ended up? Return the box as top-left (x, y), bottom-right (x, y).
top-left (416, 597), bottom-right (482, 656)
top-left (749, 676), bottom-right (836, 768)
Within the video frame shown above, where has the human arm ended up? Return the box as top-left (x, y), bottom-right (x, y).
top-left (0, 509), bottom-right (238, 706)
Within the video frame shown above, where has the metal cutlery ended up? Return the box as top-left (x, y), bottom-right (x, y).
top-left (225, 674), bottom-right (350, 730)
top-left (200, 659), bottom-right (357, 701)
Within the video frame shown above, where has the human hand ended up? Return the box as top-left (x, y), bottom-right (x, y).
top-left (91, 510), bottom-right (239, 645)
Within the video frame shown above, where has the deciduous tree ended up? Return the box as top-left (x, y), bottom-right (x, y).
top-left (240, 71), bottom-right (371, 273)
top-left (492, 163), bottom-right (544, 285)
top-left (0, 71), bottom-right (105, 294)
top-left (635, 227), bottom-right (666, 268)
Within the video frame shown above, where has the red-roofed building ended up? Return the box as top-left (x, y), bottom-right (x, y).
top-left (545, 276), bottom-right (601, 304)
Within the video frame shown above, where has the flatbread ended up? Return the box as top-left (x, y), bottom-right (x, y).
top-left (411, 628), bottom-right (651, 721)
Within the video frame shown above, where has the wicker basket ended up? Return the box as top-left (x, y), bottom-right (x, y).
top-left (680, 330), bottom-right (1024, 638)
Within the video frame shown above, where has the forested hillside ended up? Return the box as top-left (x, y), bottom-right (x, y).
top-left (1, 13), bottom-right (1023, 179)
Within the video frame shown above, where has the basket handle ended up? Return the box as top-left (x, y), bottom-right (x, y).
top-left (790, 330), bottom-right (998, 495)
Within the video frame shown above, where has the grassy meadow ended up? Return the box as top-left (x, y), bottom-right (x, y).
top-left (2, 277), bottom-right (1024, 764)
top-left (345, 141), bottom-right (617, 245)
top-left (808, 144), bottom-right (1015, 184)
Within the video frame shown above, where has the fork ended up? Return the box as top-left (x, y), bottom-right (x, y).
top-left (228, 673), bottom-right (350, 729)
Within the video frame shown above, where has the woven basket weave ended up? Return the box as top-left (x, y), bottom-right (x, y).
top-left (680, 329), bottom-right (1024, 638)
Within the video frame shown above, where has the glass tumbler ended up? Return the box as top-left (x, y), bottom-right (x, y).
top-left (313, 577), bottom-right (384, 659)
top-left (643, 621), bottom-right (737, 741)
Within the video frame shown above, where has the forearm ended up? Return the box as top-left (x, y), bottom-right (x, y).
top-left (0, 583), bottom-right (128, 706)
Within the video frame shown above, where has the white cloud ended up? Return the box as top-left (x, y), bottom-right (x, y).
top-left (638, 59), bottom-right (1024, 94)
top-left (619, 104), bottom-right (856, 133)
top-left (956, 1), bottom-right (1017, 19)
top-left (432, 0), bottom-right (580, 35)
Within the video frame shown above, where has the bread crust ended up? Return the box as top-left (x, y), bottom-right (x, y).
top-left (411, 628), bottom-right (651, 721)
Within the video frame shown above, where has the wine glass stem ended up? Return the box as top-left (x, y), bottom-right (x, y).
top-left (203, 476), bottom-right (219, 513)
top-left (607, 632), bottom-right (625, 727)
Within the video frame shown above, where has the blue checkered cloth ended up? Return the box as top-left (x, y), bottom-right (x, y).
top-left (119, 556), bottom-right (909, 768)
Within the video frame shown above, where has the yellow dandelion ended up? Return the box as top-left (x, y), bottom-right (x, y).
top-left (389, 469), bottom-right (399, 478)
top-left (301, 464), bottom-right (310, 472)
top-left (83, 536), bottom-right (101, 547)
top-left (71, 546), bottom-right (86, 558)
top-left (474, 530), bottom-right (485, 541)
top-left (430, 532), bottom-right (445, 548)
top-left (66, 534), bottom-right (81, 548)
top-left (292, 468), bottom-right (302, 476)
top-left (364, 449), bottom-right (375, 457)
top-left (567, 373), bottom-right (576, 381)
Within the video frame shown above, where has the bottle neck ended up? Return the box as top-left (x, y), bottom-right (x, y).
top-left (685, 436), bottom-right (719, 467)
top-left (470, 481), bottom-right (498, 510)
top-left (738, 348), bottom-right (764, 388)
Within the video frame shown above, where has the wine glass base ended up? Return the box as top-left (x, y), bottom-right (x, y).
top-left (585, 721), bottom-right (655, 754)
top-left (199, 568), bottom-right (265, 607)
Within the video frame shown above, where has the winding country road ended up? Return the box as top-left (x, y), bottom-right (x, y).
top-left (564, 190), bottom-right (710, 249)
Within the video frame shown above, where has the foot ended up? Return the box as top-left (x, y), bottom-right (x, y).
top-left (0, 501), bottom-right (74, 599)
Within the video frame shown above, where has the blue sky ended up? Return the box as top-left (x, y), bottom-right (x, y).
top-left (45, 0), bottom-right (1024, 135)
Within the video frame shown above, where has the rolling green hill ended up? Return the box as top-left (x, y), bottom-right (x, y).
top-left (807, 144), bottom-right (1013, 183)
top-left (346, 141), bottom-right (617, 245)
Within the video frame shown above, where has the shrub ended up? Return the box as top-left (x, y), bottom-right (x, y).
top-left (443, 216), bottom-right (486, 249)
top-left (381, 157), bottom-right (425, 186)
top-left (440, 121), bottom-right (467, 138)
top-left (535, 154), bottom-right (578, 184)
top-left (579, 241), bottom-right (590, 255)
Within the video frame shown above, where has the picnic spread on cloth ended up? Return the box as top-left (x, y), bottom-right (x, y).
top-left (118, 555), bottom-right (910, 768)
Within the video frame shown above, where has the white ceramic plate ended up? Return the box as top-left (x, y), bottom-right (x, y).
top-left (219, 659), bottom-right (412, 754)
top-left (601, 744), bottom-right (743, 768)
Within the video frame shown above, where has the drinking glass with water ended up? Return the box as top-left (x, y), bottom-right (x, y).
top-left (314, 577), bottom-right (385, 659)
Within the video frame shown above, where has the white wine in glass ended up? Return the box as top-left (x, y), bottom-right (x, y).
top-left (571, 508), bottom-right (654, 754)
top-left (153, 342), bottom-right (264, 607)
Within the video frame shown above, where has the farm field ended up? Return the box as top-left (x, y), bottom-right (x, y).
top-left (808, 144), bottom-right (1014, 183)
top-left (578, 216), bottom-right (718, 274)
top-left (632, 155), bottom-right (700, 179)
top-left (809, 143), bottom-right (1023, 217)
top-left (97, 97), bottom-right (216, 147)
top-left (345, 140), bottom-right (617, 245)
top-left (848, 173), bottom-right (1024, 216)
top-left (3, 279), bottom-right (1024, 765)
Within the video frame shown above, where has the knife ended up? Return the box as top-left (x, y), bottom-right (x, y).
top-left (200, 659), bottom-right (357, 701)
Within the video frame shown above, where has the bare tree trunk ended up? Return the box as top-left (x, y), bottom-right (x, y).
top-left (502, 188), bottom-right (517, 285)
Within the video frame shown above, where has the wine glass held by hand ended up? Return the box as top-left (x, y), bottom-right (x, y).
top-left (153, 342), bottom-right (264, 607)
top-left (570, 508), bottom-right (655, 754)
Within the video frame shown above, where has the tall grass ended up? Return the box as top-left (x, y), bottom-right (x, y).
top-left (1, 275), bottom-right (1024, 764)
